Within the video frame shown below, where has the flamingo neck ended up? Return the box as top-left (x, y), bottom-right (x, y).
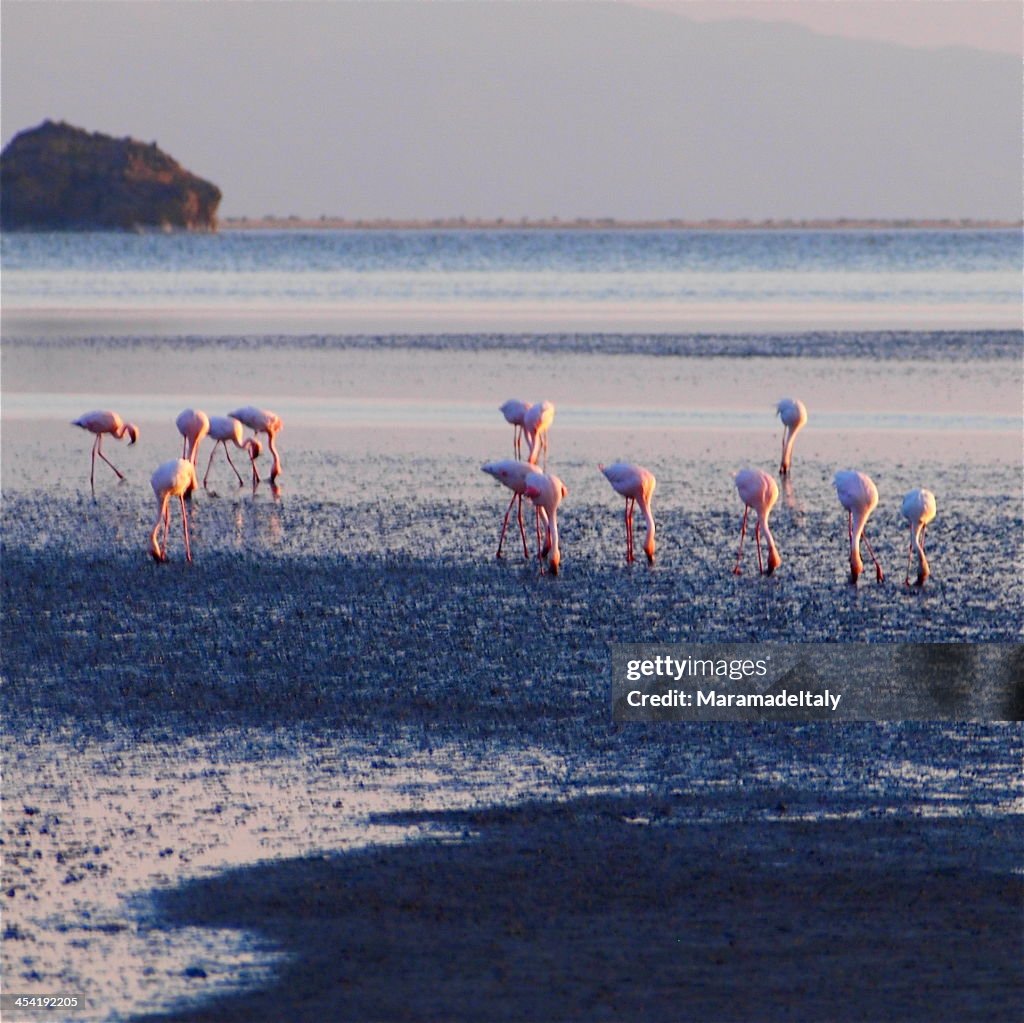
top-left (268, 433), bottom-right (282, 479)
top-left (912, 522), bottom-right (930, 580)
top-left (849, 509), bottom-right (870, 576)
top-left (639, 497), bottom-right (656, 561)
top-left (150, 494), bottom-right (169, 559)
top-left (782, 431), bottom-right (796, 470)
top-left (547, 509), bottom-right (560, 573)
top-left (760, 512), bottom-right (780, 566)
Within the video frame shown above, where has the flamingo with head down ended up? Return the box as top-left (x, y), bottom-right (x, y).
top-left (776, 398), bottom-right (807, 475)
top-left (482, 459), bottom-right (535, 560)
top-left (228, 406), bottom-right (283, 483)
top-left (901, 488), bottom-right (937, 587)
top-left (499, 400), bottom-right (532, 460)
top-left (523, 470), bottom-right (567, 575)
top-left (599, 462), bottom-right (656, 565)
top-left (523, 400), bottom-right (555, 469)
top-left (204, 415), bottom-right (262, 488)
top-left (149, 458), bottom-right (199, 563)
top-left (834, 470), bottom-right (884, 584)
top-left (71, 410), bottom-right (139, 494)
top-left (175, 408), bottom-right (210, 465)
top-left (732, 468), bottom-right (781, 577)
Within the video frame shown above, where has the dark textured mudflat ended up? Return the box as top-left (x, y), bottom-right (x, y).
top-left (3, 332), bottom-right (1021, 1021)
top-left (4, 328), bottom-right (1022, 360)
top-left (147, 802), bottom-right (1023, 1023)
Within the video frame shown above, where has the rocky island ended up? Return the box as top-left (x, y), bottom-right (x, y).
top-left (0, 120), bottom-right (221, 231)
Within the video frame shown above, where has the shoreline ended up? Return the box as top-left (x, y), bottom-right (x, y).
top-left (217, 216), bottom-right (1024, 232)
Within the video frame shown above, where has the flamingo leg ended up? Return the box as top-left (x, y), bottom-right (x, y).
top-left (754, 521), bottom-right (764, 575)
top-left (904, 525), bottom-right (915, 586)
top-left (513, 425), bottom-right (521, 460)
top-left (95, 435), bottom-right (124, 481)
top-left (223, 446), bottom-right (245, 486)
top-left (203, 442), bottom-right (220, 487)
top-left (780, 428), bottom-right (787, 474)
top-left (90, 435), bottom-right (98, 494)
top-left (862, 530), bottom-right (884, 583)
top-left (496, 491), bottom-right (517, 558)
top-left (624, 498), bottom-right (633, 563)
top-left (516, 494), bottom-right (529, 560)
top-left (733, 506), bottom-right (749, 575)
top-left (179, 494), bottom-right (192, 562)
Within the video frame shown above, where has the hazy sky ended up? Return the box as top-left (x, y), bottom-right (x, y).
top-left (2, 1), bottom-right (1020, 219)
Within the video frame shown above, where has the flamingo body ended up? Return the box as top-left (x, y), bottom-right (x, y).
top-left (149, 458), bottom-right (198, 562)
top-left (776, 398), bottom-right (808, 475)
top-left (524, 470), bottom-right (568, 575)
top-left (228, 406), bottom-right (283, 482)
top-left (733, 468), bottom-right (781, 576)
top-left (834, 470), bottom-right (884, 584)
top-left (72, 410), bottom-right (139, 493)
top-left (901, 488), bottom-right (937, 586)
top-left (482, 459), bottom-right (535, 559)
top-left (523, 400), bottom-right (555, 468)
top-left (499, 399), bottom-right (533, 459)
top-left (599, 462), bottom-right (656, 565)
top-left (204, 415), bottom-right (262, 488)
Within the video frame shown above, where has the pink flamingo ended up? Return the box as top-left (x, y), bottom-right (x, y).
top-left (149, 459), bottom-right (199, 563)
top-left (776, 398), bottom-right (808, 475)
top-left (228, 406), bottom-right (283, 483)
top-left (599, 462), bottom-right (656, 565)
top-left (482, 459), bottom-right (535, 560)
top-left (499, 399), bottom-right (533, 460)
top-left (524, 470), bottom-right (568, 575)
top-left (733, 468), bottom-right (781, 576)
top-left (204, 415), bottom-right (262, 488)
top-left (901, 488), bottom-right (937, 586)
top-left (175, 409), bottom-right (210, 465)
top-left (523, 400), bottom-right (555, 468)
top-left (71, 410), bottom-right (139, 494)
top-left (834, 470), bottom-right (884, 584)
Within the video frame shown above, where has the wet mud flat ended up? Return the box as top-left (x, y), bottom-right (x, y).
top-left (3, 329), bottom-right (1022, 1020)
top-left (3, 476), bottom-right (1023, 1021)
